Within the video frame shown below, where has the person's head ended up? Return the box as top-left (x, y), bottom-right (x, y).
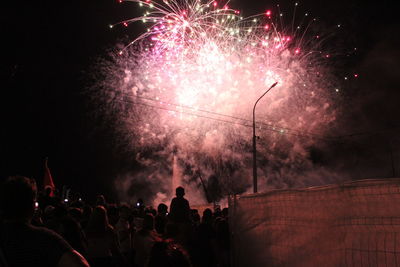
top-left (191, 210), bottom-right (200, 224)
top-left (96, 194), bottom-right (106, 206)
top-left (202, 208), bottom-right (213, 223)
top-left (0, 176), bottom-right (37, 221)
top-left (214, 207), bottom-right (222, 218)
top-left (157, 203), bottom-right (168, 215)
top-left (86, 205), bottom-right (109, 233)
top-left (119, 204), bottom-right (131, 220)
top-left (44, 186), bottom-right (53, 197)
top-left (82, 205), bottom-right (93, 219)
top-left (142, 213), bottom-right (154, 231)
top-left (107, 204), bottom-right (119, 225)
top-left (44, 205), bottom-right (56, 220)
top-left (175, 186), bottom-right (185, 198)
top-left (146, 207), bottom-right (157, 217)
top-left (68, 207), bottom-right (83, 222)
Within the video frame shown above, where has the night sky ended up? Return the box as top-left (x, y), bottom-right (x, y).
top-left (2, 0), bottom-right (399, 203)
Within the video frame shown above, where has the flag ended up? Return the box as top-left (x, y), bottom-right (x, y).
top-left (43, 158), bottom-right (55, 197)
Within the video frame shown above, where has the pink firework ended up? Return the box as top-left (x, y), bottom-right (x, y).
top-left (99, 0), bottom-right (339, 200)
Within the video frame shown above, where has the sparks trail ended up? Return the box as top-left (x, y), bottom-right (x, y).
top-left (113, 0), bottom-right (315, 57)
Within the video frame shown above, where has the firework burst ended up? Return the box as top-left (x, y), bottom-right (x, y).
top-left (97, 0), bottom-right (340, 202)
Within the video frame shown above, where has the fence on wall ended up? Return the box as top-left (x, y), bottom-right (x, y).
top-left (229, 179), bottom-right (400, 267)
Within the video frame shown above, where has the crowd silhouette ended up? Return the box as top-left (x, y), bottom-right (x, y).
top-left (0, 176), bottom-right (230, 267)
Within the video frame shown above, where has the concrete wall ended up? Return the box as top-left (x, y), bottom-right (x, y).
top-left (229, 179), bottom-right (400, 267)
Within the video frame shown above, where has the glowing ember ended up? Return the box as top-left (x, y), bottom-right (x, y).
top-left (98, 0), bottom-right (339, 199)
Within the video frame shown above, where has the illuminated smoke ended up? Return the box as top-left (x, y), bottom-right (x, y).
top-left (96, 0), bottom-right (341, 204)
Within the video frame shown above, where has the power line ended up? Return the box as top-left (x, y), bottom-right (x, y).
top-left (113, 97), bottom-right (338, 141)
top-left (129, 94), bottom-right (400, 140)
top-left (112, 92), bottom-right (400, 142)
top-left (119, 92), bottom-right (333, 140)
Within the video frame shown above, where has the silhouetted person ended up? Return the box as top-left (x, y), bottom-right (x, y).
top-left (194, 208), bottom-right (217, 267)
top-left (214, 207), bottom-right (222, 219)
top-left (81, 205), bottom-right (93, 229)
top-left (115, 205), bottom-right (132, 263)
top-left (44, 204), bottom-right (87, 255)
top-left (84, 206), bottom-right (123, 267)
top-left (95, 195), bottom-right (106, 208)
top-left (169, 187), bottom-right (190, 224)
top-left (136, 198), bottom-right (145, 218)
top-left (190, 209), bottom-right (200, 227)
top-left (107, 204), bottom-right (119, 227)
top-left (168, 187), bottom-right (192, 248)
top-left (51, 206), bottom-right (87, 256)
top-left (133, 214), bottom-right (159, 267)
top-left (155, 203), bottom-right (168, 235)
top-left (69, 207), bottom-right (83, 224)
top-left (39, 186), bottom-right (57, 211)
top-left (215, 217), bottom-right (230, 267)
top-left (0, 176), bottom-right (89, 267)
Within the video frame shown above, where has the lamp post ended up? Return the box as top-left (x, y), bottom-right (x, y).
top-left (253, 82), bottom-right (278, 193)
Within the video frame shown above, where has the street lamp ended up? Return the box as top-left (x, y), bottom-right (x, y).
top-left (253, 82), bottom-right (278, 193)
